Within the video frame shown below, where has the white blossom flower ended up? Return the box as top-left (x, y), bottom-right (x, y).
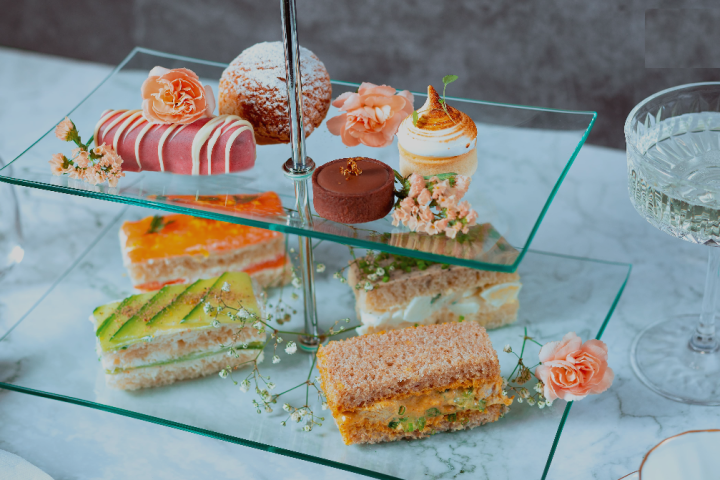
top-left (285, 341), bottom-right (297, 355)
top-left (291, 292), bottom-right (299, 300)
top-left (239, 380), bottom-right (251, 392)
top-left (303, 424), bottom-right (312, 432)
top-left (267, 382), bottom-right (276, 390)
top-left (367, 273), bottom-right (378, 281)
top-left (322, 402), bottom-right (328, 410)
top-left (265, 406), bottom-right (273, 413)
top-left (375, 267), bottom-right (385, 276)
top-left (333, 271), bottom-right (342, 279)
top-left (517, 397), bottom-right (523, 404)
top-left (221, 281), bottom-right (231, 292)
top-left (238, 307), bottom-right (251, 319)
top-left (388, 265), bottom-right (395, 271)
top-left (292, 277), bottom-right (302, 288)
top-left (276, 337), bottom-right (283, 343)
top-left (364, 281), bottom-right (373, 291)
top-left (503, 344), bottom-right (512, 353)
top-left (212, 320), bottom-right (220, 327)
top-left (283, 403), bottom-right (292, 412)
top-left (291, 412), bottom-right (301, 422)
top-left (203, 302), bottom-right (212, 314)
top-left (534, 382), bottom-right (544, 393)
top-left (253, 321), bottom-right (263, 330)
top-left (520, 387), bottom-right (530, 398)
top-left (502, 390), bottom-right (508, 396)
top-left (538, 401), bottom-right (546, 409)
top-left (218, 369), bottom-right (229, 378)
top-left (527, 397), bottom-right (536, 406)
top-left (216, 305), bottom-right (223, 313)
top-left (272, 355), bottom-right (281, 364)
top-left (280, 421), bottom-right (287, 426)
top-left (314, 375), bottom-right (322, 384)
top-left (546, 399), bottom-right (553, 407)
top-left (316, 263), bottom-right (326, 273)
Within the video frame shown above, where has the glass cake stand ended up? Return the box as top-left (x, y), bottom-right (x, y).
top-left (0, 48), bottom-right (595, 273)
top-left (0, 204), bottom-right (631, 480)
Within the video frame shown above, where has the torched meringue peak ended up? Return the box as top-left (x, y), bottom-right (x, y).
top-left (397, 85), bottom-right (478, 158)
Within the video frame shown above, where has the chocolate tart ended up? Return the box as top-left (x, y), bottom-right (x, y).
top-left (312, 157), bottom-right (394, 224)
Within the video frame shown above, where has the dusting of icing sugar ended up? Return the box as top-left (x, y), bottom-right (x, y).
top-left (219, 41), bottom-right (332, 142)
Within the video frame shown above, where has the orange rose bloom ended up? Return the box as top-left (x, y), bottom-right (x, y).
top-left (535, 332), bottom-right (614, 402)
top-left (141, 67), bottom-right (216, 124)
top-left (326, 83), bottom-right (414, 148)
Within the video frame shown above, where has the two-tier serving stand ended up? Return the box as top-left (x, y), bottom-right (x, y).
top-left (0, 2), bottom-right (633, 479)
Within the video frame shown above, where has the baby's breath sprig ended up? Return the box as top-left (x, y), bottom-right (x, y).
top-left (503, 327), bottom-right (552, 409)
top-left (211, 259), bottom-right (360, 433)
top-left (346, 247), bottom-right (450, 289)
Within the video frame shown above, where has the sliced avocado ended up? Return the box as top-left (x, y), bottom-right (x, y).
top-left (96, 292), bottom-right (155, 350)
top-left (108, 283), bottom-right (188, 350)
top-left (182, 272), bottom-right (260, 327)
top-left (149, 277), bottom-right (217, 333)
top-left (92, 301), bottom-right (121, 331)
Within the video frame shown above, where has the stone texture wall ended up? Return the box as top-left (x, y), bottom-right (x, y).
top-left (2, 0), bottom-right (719, 149)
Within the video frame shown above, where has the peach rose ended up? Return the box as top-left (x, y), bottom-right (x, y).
top-left (535, 332), bottom-right (614, 402)
top-left (141, 66), bottom-right (216, 124)
top-left (326, 82), bottom-right (414, 148)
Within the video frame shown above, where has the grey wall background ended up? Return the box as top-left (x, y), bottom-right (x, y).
top-left (3, 0), bottom-right (720, 149)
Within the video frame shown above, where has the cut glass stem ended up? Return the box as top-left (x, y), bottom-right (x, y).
top-left (693, 247), bottom-right (720, 353)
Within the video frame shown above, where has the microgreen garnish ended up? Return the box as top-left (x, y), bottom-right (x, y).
top-left (412, 110), bottom-right (419, 127)
top-left (147, 215), bottom-right (174, 234)
top-left (440, 75), bottom-right (458, 124)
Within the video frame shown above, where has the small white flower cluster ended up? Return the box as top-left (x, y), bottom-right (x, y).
top-left (316, 263), bottom-right (326, 273)
top-left (292, 276), bottom-right (302, 289)
top-left (503, 344), bottom-right (512, 353)
top-left (333, 271), bottom-right (347, 283)
top-left (285, 341), bottom-right (297, 355)
top-left (221, 281), bottom-right (231, 292)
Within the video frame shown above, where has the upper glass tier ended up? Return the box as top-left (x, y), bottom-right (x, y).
top-left (0, 48), bottom-right (595, 272)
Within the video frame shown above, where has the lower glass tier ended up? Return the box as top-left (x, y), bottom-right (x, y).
top-left (0, 205), bottom-right (630, 480)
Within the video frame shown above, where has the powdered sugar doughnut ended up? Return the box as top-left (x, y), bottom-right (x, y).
top-left (219, 42), bottom-right (332, 145)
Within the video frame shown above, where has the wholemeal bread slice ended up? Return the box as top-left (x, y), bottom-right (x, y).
top-left (318, 321), bottom-right (501, 411)
top-left (317, 322), bottom-right (512, 444)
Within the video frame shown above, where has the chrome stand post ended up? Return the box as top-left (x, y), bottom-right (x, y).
top-left (280, 0), bottom-right (321, 351)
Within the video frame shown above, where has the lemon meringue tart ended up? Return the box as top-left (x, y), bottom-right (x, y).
top-left (397, 86), bottom-right (478, 177)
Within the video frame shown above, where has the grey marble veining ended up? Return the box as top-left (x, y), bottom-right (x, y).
top-left (0, 46), bottom-right (719, 480)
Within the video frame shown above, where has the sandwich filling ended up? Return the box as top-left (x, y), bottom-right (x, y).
top-left (336, 379), bottom-right (510, 436)
top-left (357, 282), bottom-right (521, 334)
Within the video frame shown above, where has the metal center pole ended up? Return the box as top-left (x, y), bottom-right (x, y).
top-left (280, 0), bottom-right (321, 351)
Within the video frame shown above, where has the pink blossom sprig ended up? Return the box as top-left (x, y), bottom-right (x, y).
top-left (50, 117), bottom-right (125, 187)
top-left (391, 171), bottom-right (478, 238)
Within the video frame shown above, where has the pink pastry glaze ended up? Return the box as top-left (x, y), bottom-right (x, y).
top-left (94, 109), bottom-right (257, 175)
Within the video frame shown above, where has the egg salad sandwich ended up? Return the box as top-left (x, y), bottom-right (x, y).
top-left (347, 252), bottom-right (521, 335)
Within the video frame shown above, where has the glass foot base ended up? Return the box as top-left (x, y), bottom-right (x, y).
top-left (631, 314), bottom-right (720, 405)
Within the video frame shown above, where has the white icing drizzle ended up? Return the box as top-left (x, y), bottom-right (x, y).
top-left (206, 117), bottom-right (234, 175)
top-left (94, 109), bottom-right (126, 146)
top-left (134, 123), bottom-right (156, 170)
top-left (191, 116), bottom-right (229, 175)
top-left (123, 116), bottom-right (147, 143)
top-left (157, 124), bottom-right (179, 172)
top-left (93, 110), bottom-right (256, 175)
top-left (169, 122), bottom-right (191, 141)
top-left (113, 111), bottom-right (144, 152)
top-left (225, 122), bottom-right (253, 173)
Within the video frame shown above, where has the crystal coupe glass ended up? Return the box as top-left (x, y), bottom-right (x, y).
top-left (626, 83), bottom-right (720, 405)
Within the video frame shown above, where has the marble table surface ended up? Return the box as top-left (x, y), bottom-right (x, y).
top-left (0, 46), bottom-right (718, 480)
